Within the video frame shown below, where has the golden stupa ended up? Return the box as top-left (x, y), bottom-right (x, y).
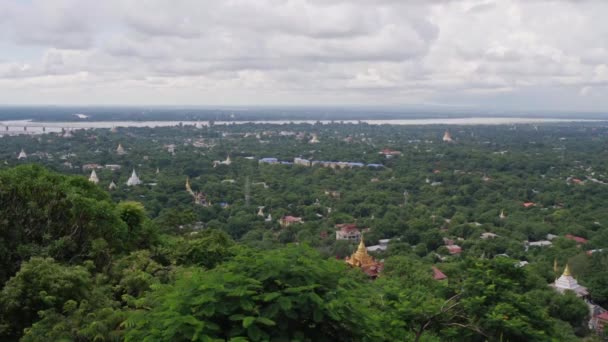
top-left (346, 238), bottom-right (376, 267)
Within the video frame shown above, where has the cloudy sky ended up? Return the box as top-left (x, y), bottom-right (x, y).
top-left (1, 0), bottom-right (607, 111)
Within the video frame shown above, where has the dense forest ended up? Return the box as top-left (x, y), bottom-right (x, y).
top-left (1, 122), bottom-right (608, 341)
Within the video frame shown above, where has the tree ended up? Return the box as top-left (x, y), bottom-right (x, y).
top-left (124, 245), bottom-right (385, 341)
top-left (0, 258), bottom-right (93, 340)
top-left (0, 165), bottom-right (128, 283)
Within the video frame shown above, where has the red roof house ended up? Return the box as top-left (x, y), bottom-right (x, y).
top-left (565, 234), bottom-right (588, 244)
top-left (523, 202), bottom-right (536, 208)
top-left (432, 266), bottom-right (448, 280)
top-left (446, 245), bottom-right (462, 255)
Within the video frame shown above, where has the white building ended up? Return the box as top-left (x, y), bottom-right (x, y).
top-left (17, 149), bottom-right (27, 160)
top-left (551, 264), bottom-right (589, 297)
top-left (126, 169), bottom-right (142, 186)
top-left (88, 170), bottom-right (99, 184)
top-left (116, 144), bottom-right (127, 155)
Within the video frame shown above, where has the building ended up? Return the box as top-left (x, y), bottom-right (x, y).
top-left (499, 209), bottom-right (506, 219)
top-left (335, 224), bottom-right (361, 242)
top-left (481, 232), bottom-right (498, 239)
top-left (213, 156), bottom-right (232, 167)
top-left (294, 158), bottom-right (311, 167)
top-left (126, 169), bottom-right (142, 186)
top-left (257, 206), bottom-right (265, 217)
top-left (446, 245), bottom-right (462, 255)
top-left (259, 157), bottom-right (279, 165)
top-left (309, 134), bottom-right (320, 144)
top-left (565, 234), bottom-right (588, 244)
top-left (551, 264), bottom-right (589, 297)
top-left (88, 170), bottom-right (99, 184)
top-left (523, 202), bottom-right (536, 208)
top-left (432, 266), bottom-right (448, 281)
top-left (367, 239), bottom-right (390, 252)
top-left (345, 239), bottom-right (383, 278)
top-left (105, 164), bottom-right (122, 171)
top-left (280, 215), bottom-right (303, 227)
top-left (82, 163), bottom-right (102, 171)
top-left (108, 181), bottom-right (117, 190)
top-left (17, 149), bottom-right (27, 160)
top-left (442, 130), bottom-right (454, 143)
top-left (379, 148), bottom-right (402, 158)
top-left (116, 144), bottom-right (127, 155)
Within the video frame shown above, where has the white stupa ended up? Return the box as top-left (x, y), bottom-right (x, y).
top-left (257, 206), bottom-right (265, 217)
top-left (89, 170), bottom-right (99, 184)
top-left (108, 181), bottom-right (117, 190)
top-left (265, 213), bottom-right (272, 222)
top-left (310, 134), bottom-right (320, 144)
top-left (499, 209), bottom-right (506, 219)
top-left (126, 169), bottom-right (142, 186)
top-left (442, 130), bottom-right (454, 143)
top-left (116, 144), bottom-right (127, 155)
top-left (17, 149), bottom-right (27, 160)
top-left (551, 264), bottom-right (588, 297)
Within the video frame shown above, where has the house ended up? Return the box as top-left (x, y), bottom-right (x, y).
top-left (335, 224), bottom-right (361, 242)
top-left (379, 148), bottom-right (402, 158)
top-left (294, 158), bottom-right (311, 167)
top-left (105, 164), bottom-right (122, 171)
top-left (523, 202), bottom-right (536, 208)
top-left (366, 239), bottom-right (390, 252)
top-left (481, 232), bottom-right (498, 239)
top-left (259, 157), bottom-right (279, 165)
top-left (280, 216), bottom-right (303, 227)
top-left (432, 266), bottom-right (448, 281)
top-left (82, 163), bottom-right (103, 171)
top-left (526, 240), bottom-right (552, 248)
top-left (446, 245), bottom-right (462, 255)
top-left (591, 311), bottom-right (608, 333)
top-left (565, 234), bottom-right (588, 244)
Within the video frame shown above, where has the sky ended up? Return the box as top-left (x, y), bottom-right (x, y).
top-left (1, 0), bottom-right (608, 112)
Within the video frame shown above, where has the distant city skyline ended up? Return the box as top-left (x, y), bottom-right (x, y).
top-left (1, 0), bottom-right (608, 111)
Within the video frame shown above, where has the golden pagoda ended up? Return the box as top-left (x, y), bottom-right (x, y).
top-left (345, 238), bottom-right (383, 277)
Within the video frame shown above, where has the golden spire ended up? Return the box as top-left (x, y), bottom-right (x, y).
top-left (357, 237), bottom-right (367, 254)
top-left (553, 259), bottom-right (558, 273)
top-left (563, 264), bottom-right (572, 277)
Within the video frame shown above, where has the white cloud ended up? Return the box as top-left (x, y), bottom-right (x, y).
top-left (0, 0), bottom-right (607, 110)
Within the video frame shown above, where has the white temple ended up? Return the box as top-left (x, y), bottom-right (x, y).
top-left (499, 209), bottom-right (506, 219)
top-left (442, 130), bottom-right (454, 143)
top-left (257, 206), bottom-right (265, 217)
top-left (213, 155), bottom-right (232, 167)
top-left (126, 169), bottom-right (142, 186)
top-left (108, 181), bottom-right (117, 190)
top-left (116, 144), bottom-right (127, 155)
top-left (89, 170), bottom-right (99, 184)
top-left (551, 264), bottom-right (588, 297)
top-left (310, 134), bottom-right (320, 144)
top-left (17, 149), bottom-right (27, 160)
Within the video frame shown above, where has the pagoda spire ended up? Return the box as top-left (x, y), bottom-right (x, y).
top-left (563, 264), bottom-right (572, 277)
top-left (553, 259), bottom-right (558, 274)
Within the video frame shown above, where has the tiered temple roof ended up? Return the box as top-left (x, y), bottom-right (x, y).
top-left (345, 238), bottom-right (383, 278)
top-left (551, 264), bottom-right (588, 297)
